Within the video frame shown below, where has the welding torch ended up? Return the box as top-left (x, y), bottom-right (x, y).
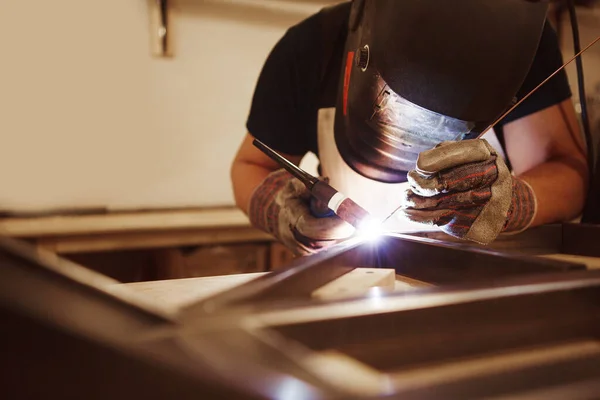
top-left (253, 139), bottom-right (373, 230)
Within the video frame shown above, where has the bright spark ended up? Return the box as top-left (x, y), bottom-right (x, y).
top-left (355, 216), bottom-right (385, 242)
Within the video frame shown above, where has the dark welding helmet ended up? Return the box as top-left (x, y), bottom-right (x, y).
top-left (334, 0), bottom-right (550, 183)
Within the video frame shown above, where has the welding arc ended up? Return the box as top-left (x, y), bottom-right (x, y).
top-left (479, 35), bottom-right (600, 137)
top-left (252, 139), bottom-right (320, 189)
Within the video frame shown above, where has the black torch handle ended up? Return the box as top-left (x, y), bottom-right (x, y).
top-left (252, 139), bottom-right (319, 189)
top-left (252, 139), bottom-right (372, 228)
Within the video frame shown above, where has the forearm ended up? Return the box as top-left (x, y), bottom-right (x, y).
top-left (518, 156), bottom-right (588, 226)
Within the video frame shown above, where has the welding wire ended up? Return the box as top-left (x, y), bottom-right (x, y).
top-left (381, 204), bottom-right (404, 226)
top-left (479, 35), bottom-right (600, 137)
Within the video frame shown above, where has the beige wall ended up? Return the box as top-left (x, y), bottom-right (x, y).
top-left (1, 2), bottom-right (597, 214)
top-left (0, 0), bottom-right (328, 213)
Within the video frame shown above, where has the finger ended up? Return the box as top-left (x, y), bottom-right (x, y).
top-left (291, 227), bottom-right (338, 252)
top-left (407, 169), bottom-right (443, 197)
top-left (399, 208), bottom-right (449, 225)
top-left (410, 158), bottom-right (498, 197)
top-left (441, 158), bottom-right (498, 192)
top-left (310, 196), bottom-right (334, 218)
top-left (404, 188), bottom-right (492, 210)
top-left (416, 139), bottom-right (495, 174)
top-left (295, 214), bottom-right (356, 241)
top-left (400, 208), bottom-right (481, 234)
top-left (282, 175), bottom-right (311, 201)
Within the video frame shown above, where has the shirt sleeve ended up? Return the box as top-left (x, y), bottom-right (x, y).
top-left (245, 14), bottom-right (323, 157)
top-left (500, 21), bottom-right (572, 125)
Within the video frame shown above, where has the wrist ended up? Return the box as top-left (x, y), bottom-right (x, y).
top-left (248, 169), bottom-right (292, 236)
top-left (502, 177), bottom-right (537, 234)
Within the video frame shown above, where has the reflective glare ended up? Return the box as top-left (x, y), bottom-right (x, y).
top-left (272, 377), bottom-right (319, 400)
top-left (356, 216), bottom-right (385, 242)
top-left (367, 287), bottom-right (385, 307)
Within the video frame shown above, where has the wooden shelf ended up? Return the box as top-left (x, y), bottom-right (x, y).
top-left (0, 207), bottom-right (273, 254)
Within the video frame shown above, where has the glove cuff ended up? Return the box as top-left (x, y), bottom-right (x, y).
top-left (248, 169), bottom-right (293, 238)
top-left (502, 177), bottom-right (537, 234)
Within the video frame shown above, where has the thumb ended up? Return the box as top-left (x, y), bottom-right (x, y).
top-left (295, 214), bottom-right (356, 241)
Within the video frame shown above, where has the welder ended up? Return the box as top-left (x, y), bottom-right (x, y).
top-left (231, 0), bottom-right (589, 256)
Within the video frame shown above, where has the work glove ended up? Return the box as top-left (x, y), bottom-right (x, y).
top-left (248, 169), bottom-right (355, 256)
top-left (400, 139), bottom-right (537, 245)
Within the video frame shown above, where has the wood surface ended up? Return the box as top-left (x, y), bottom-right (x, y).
top-left (311, 268), bottom-right (396, 300)
top-left (0, 207), bottom-right (252, 237)
top-left (0, 208), bottom-right (272, 254)
top-left (123, 272), bottom-right (267, 309)
top-left (34, 227), bottom-right (271, 254)
top-left (123, 268), bottom-right (416, 309)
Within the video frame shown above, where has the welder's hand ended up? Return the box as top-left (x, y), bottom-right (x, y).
top-left (248, 169), bottom-right (355, 256)
top-left (400, 139), bottom-right (537, 245)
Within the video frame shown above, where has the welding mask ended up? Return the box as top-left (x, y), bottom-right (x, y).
top-left (334, 0), bottom-right (550, 183)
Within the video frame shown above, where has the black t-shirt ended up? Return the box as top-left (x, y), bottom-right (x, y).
top-left (247, 2), bottom-right (572, 159)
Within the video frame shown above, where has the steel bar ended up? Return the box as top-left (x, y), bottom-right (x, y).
top-left (1, 235), bottom-right (600, 399)
top-left (177, 269), bottom-right (600, 399)
top-left (181, 232), bottom-right (585, 318)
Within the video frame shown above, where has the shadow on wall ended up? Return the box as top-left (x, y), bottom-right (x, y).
top-left (179, 0), bottom-right (340, 28)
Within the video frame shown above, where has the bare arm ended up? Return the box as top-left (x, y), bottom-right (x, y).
top-left (503, 98), bottom-right (589, 226)
top-left (230, 133), bottom-right (304, 214)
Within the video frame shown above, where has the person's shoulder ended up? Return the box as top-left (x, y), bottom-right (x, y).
top-left (277, 8), bottom-right (326, 53)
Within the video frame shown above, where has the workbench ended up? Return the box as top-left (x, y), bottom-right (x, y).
top-left (122, 268), bottom-right (428, 311)
top-left (0, 207), bottom-right (269, 254)
top-left (2, 209), bottom-right (600, 285)
top-left (3, 230), bottom-right (600, 399)
top-left (0, 207), bottom-right (297, 281)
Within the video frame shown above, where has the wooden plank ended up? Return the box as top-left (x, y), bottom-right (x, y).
top-left (0, 207), bottom-right (252, 238)
top-left (122, 272), bottom-right (268, 309)
top-left (311, 268), bottom-right (396, 300)
top-left (394, 274), bottom-right (433, 291)
top-left (123, 268), bottom-right (412, 310)
top-left (36, 227), bottom-right (272, 254)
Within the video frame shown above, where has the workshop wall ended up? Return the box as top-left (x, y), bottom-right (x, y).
top-left (1, 2), bottom-right (597, 214)
top-left (560, 6), bottom-right (600, 139)
top-left (0, 0), bottom-right (325, 214)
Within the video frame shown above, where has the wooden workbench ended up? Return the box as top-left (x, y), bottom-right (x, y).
top-left (0, 207), bottom-right (269, 254)
top-left (0, 207), bottom-right (298, 280)
top-left (122, 268), bottom-right (429, 310)
top-left (2, 210), bottom-right (600, 283)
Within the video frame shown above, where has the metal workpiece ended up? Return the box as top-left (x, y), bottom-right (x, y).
top-left (161, 269), bottom-right (600, 399)
top-left (181, 231), bottom-right (585, 317)
top-left (2, 225), bottom-right (600, 399)
top-left (237, 269), bottom-right (600, 399)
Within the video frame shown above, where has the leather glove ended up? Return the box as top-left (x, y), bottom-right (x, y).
top-left (248, 169), bottom-right (355, 256)
top-left (400, 139), bottom-right (537, 245)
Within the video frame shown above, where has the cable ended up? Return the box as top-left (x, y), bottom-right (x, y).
top-left (567, 0), bottom-right (597, 223)
top-left (568, 0), bottom-right (594, 177)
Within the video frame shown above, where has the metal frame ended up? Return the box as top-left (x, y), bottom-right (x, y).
top-left (181, 230), bottom-right (586, 316)
top-left (2, 223), bottom-right (600, 399)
